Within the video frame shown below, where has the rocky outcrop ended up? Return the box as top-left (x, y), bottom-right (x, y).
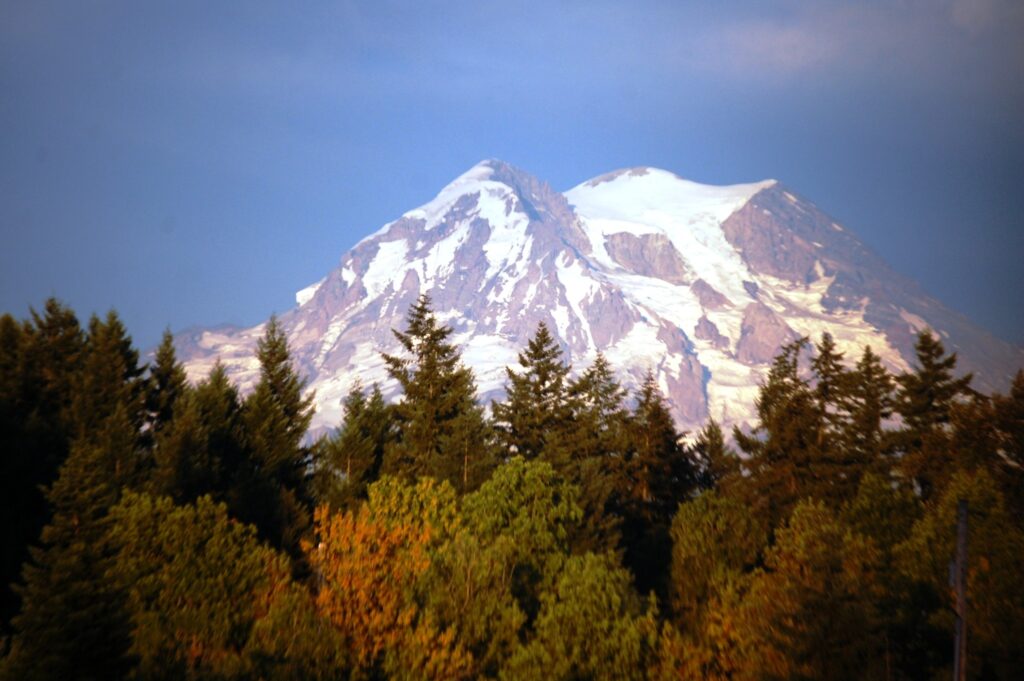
top-left (694, 315), bottom-right (730, 349)
top-left (605, 232), bottom-right (690, 284)
top-left (735, 302), bottom-right (799, 364)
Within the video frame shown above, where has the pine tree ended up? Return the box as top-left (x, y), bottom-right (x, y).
top-left (492, 322), bottom-right (573, 461)
top-left (619, 371), bottom-right (696, 596)
top-left (4, 406), bottom-right (138, 680)
top-left (843, 346), bottom-right (895, 471)
top-left (733, 338), bottom-right (829, 524)
top-left (314, 382), bottom-right (394, 511)
top-left (144, 328), bottom-right (187, 438)
top-left (238, 315), bottom-right (315, 556)
top-left (894, 330), bottom-right (973, 499)
top-left (0, 300), bottom-right (84, 638)
top-left (693, 417), bottom-right (739, 492)
top-left (991, 370), bottom-right (1024, 519)
top-left (382, 295), bottom-right (493, 493)
top-left (811, 332), bottom-right (850, 445)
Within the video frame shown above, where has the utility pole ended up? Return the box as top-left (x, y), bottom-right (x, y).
top-left (951, 499), bottom-right (968, 681)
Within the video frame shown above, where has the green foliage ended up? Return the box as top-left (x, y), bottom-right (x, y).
top-left (894, 330), bottom-right (974, 499)
top-left (313, 382), bottom-right (393, 511)
top-left (108, 492), bottom-right (334, 680)
top-left (382, 294), bottom-right (494, 493)
top-left (238, 315), bottom-right (315, 556)
top-left (492, 322), bottom-right (573, 461)
top-left (669, 490), bottom-right (767, 630)
top-left (145, 329), bottom-right (188, 438)
top-left (619, 371), bottom-right (696, 597)
top-left (427, 457), bottom-right (583, 677)
top-left (895, 469), bottom-right (1024, 679)
top-left (502, 553), bottom-right (658, 681)
top-left (693, 417), bottom-right (739, 492)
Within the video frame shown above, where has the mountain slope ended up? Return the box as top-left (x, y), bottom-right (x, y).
top-left (176, 160), bottom-right (1024, 434)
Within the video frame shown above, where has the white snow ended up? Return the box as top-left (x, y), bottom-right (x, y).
top-left (295, 277), bottom-right (325, 307)
top-left (900, 308), bottom-right (929, 334)
top-left (362, 239), bottom-right (409, 298)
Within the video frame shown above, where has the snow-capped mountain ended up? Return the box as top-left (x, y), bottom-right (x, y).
top-left (175, 160), bottom-right (1024, 434)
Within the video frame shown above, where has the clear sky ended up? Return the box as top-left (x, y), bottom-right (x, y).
top-left (2, 1), bottom-right (1022, 351)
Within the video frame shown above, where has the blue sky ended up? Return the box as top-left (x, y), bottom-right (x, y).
top-left (2, 0), bottom-right (1022, 350)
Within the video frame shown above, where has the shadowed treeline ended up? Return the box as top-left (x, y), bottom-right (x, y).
top-left (1, 295), bottom-right (1022, 680)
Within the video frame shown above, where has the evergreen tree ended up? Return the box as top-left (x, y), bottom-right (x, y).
top-left (238, 315), bottom-right (315, 556)
top-left (894, 330), bottom-right (973, 499)
top-left (843, 346), bottom-right (895, 471)
top-left (811, 332), bottom-right (850, 446)
top-left (3, 406), bottom-right (138, 680)
top-left (144, 329), bottom-right (188, 438)
top-left (0, 300), bottom-right (84, 637)
top-left (693, 417), bottom-right (739, 492)
top-left (382, 295), bottom-right (493, 493)
top-left (991, 370), bottom-right (1024, 519)
top-left (619, 371), bottom-right (696, 597)
top-left (733, 338), bottom-right (830, 524)
top-left (492, 322), bottom-right (573, 461)
top-left (314, 382), bottom-right (393, 511)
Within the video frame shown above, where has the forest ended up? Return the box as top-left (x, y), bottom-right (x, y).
top-left (0, 294), bottom-right (1022, 680)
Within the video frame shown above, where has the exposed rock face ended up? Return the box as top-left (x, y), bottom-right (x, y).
top-left (605, 233), bottom-right (690, 284)
top-left (175, 160), bottom-right (1024, 436)
top-left (735, 303), bottom-right (799, 364)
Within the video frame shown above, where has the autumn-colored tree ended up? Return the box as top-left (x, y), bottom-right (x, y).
top-left (309, 476), bottom-right (470, 679)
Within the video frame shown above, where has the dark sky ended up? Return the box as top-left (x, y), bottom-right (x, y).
top-left (2, 1), bottom-right (1022, 350)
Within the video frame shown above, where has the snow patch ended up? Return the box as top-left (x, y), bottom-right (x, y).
top-left (363, 239), bottom-right (409, 298)
top-left (296, 278), bottom-right (325, 307)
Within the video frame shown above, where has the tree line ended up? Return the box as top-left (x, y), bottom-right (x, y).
top-left (0, 294), bottom-right (1021, 680)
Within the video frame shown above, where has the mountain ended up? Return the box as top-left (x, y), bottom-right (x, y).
top-left (175, 160), bottom-right (1024, 434)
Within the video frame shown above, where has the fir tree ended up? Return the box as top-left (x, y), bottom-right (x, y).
top-left (382, 295), bottom-right (493, 493)
top-left (894, 330), bottom-right (973, 499)
top-left (843, 346), bottom-right (895, 470)
top-left (492, 322), bottom-right (573, 461)
top-left (144, 328), bottom-right (187, 438)
top-left (810, 332), bottom-right (850, 445)
top-left (238, 315), bottom-right (315, 556)
top-left (693, 417), bottom-right (739, 492)
top-left (314, 382), bottom-right (393, 511)
top-left (4, 406), bottom-right (138, 680)
top-left (619, 371), bottom-right (696, 597)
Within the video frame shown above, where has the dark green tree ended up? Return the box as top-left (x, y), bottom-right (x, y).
top-left (3, 407), bottom-right (138, 680)
top-left (238, 315), bottom-right (315, 557)
top-left (313, 382), bottom-right (394, 511)
top-left (492, 322), bottom-right (573, 461)
top-left (619, 371), bottom-right (696, 597)
top-left (0, 300), bottom-right (85, 637)
top-left (144, 329), bottom-right (188, 438)
top-left (693, 417), bottom-right (739, 492)
top-left (894, 330), bottom-right (973, 499)
top-left (843, 346), bottom-right (895, 472)
top-left (382, 295), bottom-right (494, 493)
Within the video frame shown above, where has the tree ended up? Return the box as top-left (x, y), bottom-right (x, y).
top-left (894, 330), bottom-right (973, 499)
top-left (669, 491), bottom-right (767, 631)
top-left (238, 315), bottom-right (314, 556)
top-left (313, 382), bottom-right (393, 512)
top-left (3, 406), bottom-right (138, 681)
top-left (144, 329), bottom-right (188, 438)
top-left (501, 553), bottom-right (658, 681)
top-left (426, 458), bottom-right (583, 677)
top-left (108, 492), bottom-right (335, 680)
top-left (896, 469), bottom-right (1024, 680)
top-left (492, 322), bottom-right (573, 461)
top-left (842, 346), bottom-right (895, 471)
top-left (619, 371), bottom-right (696, 597)
top-left (693, 417), bottom-right (739, 492)
top-left (309, 476), bottom-right (470, 679)
top-left (382, 295), bottom-right (493, 493)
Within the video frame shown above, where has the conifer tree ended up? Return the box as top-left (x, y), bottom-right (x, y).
top-left (382, 294), bottom-right (493, 493)
top-left (314, 382), bottom-right (393, 511)
top-left (492, 322), bottom-right (573, 461)
top-left (894, 330), bottom-right (973, 499)
top-left (144, 328), bottom-right (187, 438)
top-left (619, 371), bottom-right (695, 596)
top-left (4, 406), bottom-right (138, 680)
top-left (843, 346), bottom-right (895, 470)
top-left (238, 315), bottom-right (314, 556)
top-left (811, 332), bottom-right (850, 444)
top-left (0, 300), bottom-right (85, 638)
top-left (733, 338), bottom-right (830, 524)
top-left (693, 417), bottom-right (739, 492)
top-left (991, 370), bottom-right (1024, 519)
